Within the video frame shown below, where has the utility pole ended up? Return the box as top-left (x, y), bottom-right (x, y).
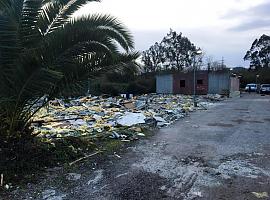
top-left (193, 56), bottom-right (196, 107)
top-left (192, 49), bottom-right (203, 107)
top-left (221, 57), bottom-right (224, 69)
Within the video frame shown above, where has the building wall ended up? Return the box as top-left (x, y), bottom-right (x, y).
top-left (230, 77), bottom-right (240, 92)
top-left (208, 72), bottom-right (230, 94)
top-left (156, 71), bottom-right (237, 95)
top-left (156, 74), bottom-right (173, 94)
top-left (173, 71), bottom-right (208, 95)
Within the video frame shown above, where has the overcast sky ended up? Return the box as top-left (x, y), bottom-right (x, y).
top-left (76, 0), bottom-right (270, 67)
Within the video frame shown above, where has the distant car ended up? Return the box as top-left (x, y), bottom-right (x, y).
top-left (260, 84), bottom-right (270, 94)
top-left (245, 84), bottom-right (258, 92)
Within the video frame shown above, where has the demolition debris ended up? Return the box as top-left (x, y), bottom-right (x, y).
top-left (31, 94), bottom-right (219, 141)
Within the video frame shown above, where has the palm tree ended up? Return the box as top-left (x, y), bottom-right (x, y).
top-left (0, 0), bottom-right (139, 145)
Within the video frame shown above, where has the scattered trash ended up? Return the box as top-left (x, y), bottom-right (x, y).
top-left (114, 152), bottom-right (122, 158)
top-left (66, 173), bottom-right (81, 181)
top-left (129, 127), bottom-right (142, 132)
top-left (115, 173), bottom-right (129, 179)
top-left (31, 94), bottom-right (217, 142)
top-left (117, 112), bottom-right (146, 126)
top-left (190, 191), bottom-right (203, 197)
top-left (160, 185), bottom-right (167, 191)
top-left (69, 151), bottom-right (102, 166)
top-left (121, 139), bottom-right (131, 142)
top-left (120, 94), bottom-right (134, 99)
top-left (137, 133), bottom-right (146, 137)
top-left (206, 94), bottom-right (223, 101)
top-left (0, 174), bottom-right (3, 187)
top-left (87, 170), bottom-right (104, 185)
top-left (4, 184), bottom-right (9, 190)
top-left (215, 160), bottom-right (270, 179)
top-left (42, 189), bottom-right (56, 199)
top-left (123, 101), bottom-right (135, 109)
top-left (154, 116), bottom-right (166, 122)
top-left (251, 192), bottom-right (269, 199)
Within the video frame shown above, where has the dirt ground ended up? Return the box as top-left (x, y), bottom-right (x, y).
top-left (3, 93), bottom-right (270, 200)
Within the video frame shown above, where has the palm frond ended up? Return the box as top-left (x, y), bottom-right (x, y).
top-left (19, 0), bottom-right (43, 47)
top-left (39, 0), bottom-right (99, 35)
top-left (75, 14), bottom-right (134, 50)
top-left (38, 1), bottom-right (63, 35)
top-left (0, 0), bottom-right (24, 20)
top-left (40, 14), bottom-right (134, 66)
top-left (0, 10), bottom-right (20, 70)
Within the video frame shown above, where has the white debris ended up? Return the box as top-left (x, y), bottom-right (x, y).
top-left (154, 116), bottom-right (166, 122)
top-left (68, 119), bottom-right (87, 126)
top-left (252, 192), bottom-right (269, 199)
top-left (42, 189), bottom-right (66, 200)
top-left (114, 152), bottom-right (122, 158)
top-left (32, 94), bottom-right (217, 140)
top-left (117, 112), bottom-right (146, 126)
top-left (215, 160), bottom-right (270, 179)
top-left (137, 133), bottom-right (146, 137)
top-left (206, 94), bottom-right (223, 101)
top-left (87, 170), bottom-right (104, 185)
top-left (46, 195), bottom-right (67, 200)
top-left (4, 184), bottom-right (10, 190)
top-left (115, 172), bottom-right (129, 178)
top-left (42, 189), bottom-right (56, 199)
top-left (66, 173), bottom-right (81, 181)
top-left (190, 191), bottom-right (203, 197)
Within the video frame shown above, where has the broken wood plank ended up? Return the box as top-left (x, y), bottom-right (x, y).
top-left (0, 174), bottom-right (3, 187)
top-left (69, 151), bottom-right (102, 166)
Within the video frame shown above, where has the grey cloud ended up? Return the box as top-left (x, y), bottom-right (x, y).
top-left (223, 1), bottom-right (270, 19)
top-left (251, 2), bottom-right (270, 17)
top-left (224, 1), bottom-right (270, 32)
top-left (229, 19), bottom-right (270, 31)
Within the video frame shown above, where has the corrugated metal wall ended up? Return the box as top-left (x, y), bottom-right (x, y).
top-left (208, 72), bottom-right (230, 94)
top-left (156, 74), bottom-right (173, 94)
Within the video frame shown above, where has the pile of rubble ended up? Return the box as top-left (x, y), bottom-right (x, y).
top-left (31, 94), bottom-right (217, 141)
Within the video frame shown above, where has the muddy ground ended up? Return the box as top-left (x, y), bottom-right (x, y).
top-left (3, 93), bottom-right (270, 200)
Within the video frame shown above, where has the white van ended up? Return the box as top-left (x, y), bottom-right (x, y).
top-left (245, 83), bottom-right (258, 92)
